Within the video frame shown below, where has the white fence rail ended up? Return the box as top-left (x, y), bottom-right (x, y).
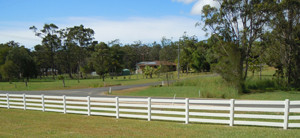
top-left (0, 93), bottom-right (299, 129)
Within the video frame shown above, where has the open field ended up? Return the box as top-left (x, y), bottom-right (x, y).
top-left (0, 108), bottom-right (299, 137)
top-left (0, 72), bottom-right (206, 91)
top-left (111, 85), bottom-right (300, 100)
top-left (0, 76), bottom-right (160, 91)
top-left (110, 67), bottom-right (300, 100)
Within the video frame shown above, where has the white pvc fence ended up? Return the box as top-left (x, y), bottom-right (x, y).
top-left (0, 93), bottom-right (299, 129)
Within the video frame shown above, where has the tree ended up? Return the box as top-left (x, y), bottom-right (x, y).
top-left (0, 42), bottom-right (11, 66)
top-left (32, 44), bottom-right (51, 78)
top-left (110, 43), bottom-right (125, 76)
top-left (191, 41), bottom-right (211, 72)
top-left (6, 44), bottom-right (37, 86)
top-left (268, 0), bottom-right (300, 87)
top-left (200, 0), bottom-right (273, 93)
top-left (149, 41), bottom-right (161, 61)
top-left (30, 23), bottom-right (61, 79)
top-left (159, 37), bottom-right (177, 62)
top-left (92, 42), bottom-right (111, 81)
top-left (63, 25), bottom-right (95, 82)
top-left (0, 60), bottom-right (18, 83)
top-left (143, 66), bottom-right (154, 79)
top-left (178, 33), bottom-right (198, 73)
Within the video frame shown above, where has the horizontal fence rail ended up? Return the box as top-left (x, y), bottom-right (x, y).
top-left (0, 93), bottom-right (299, 129)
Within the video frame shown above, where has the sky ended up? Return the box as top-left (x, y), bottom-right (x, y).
top-left (0, 0), bottom-right (218, 49)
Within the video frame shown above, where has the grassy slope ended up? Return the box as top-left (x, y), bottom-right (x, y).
top-left (0, 108), bottom-right (299, 137)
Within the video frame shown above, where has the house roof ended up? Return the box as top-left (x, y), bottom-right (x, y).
top-left (136, 61), bottom-right (176, 67)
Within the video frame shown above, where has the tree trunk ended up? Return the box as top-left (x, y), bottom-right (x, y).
top-left (239, 52), bottom-right (245, 94)
top-left (63, 79), bottom-right (65, 87)
top-left (68, 72), bottom-right (73, 79)
top-left (25, 78), bottom-right (28, 87)
top-left (77, 64), bottom-right (80, 83)
top-left (166, 73), bottom-right (169, 87)
top-left (51, 58), bottom-right (55, 80)
top-left (259, 64), bottom-right (262, 80)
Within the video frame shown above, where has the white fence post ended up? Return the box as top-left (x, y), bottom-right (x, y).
top-left (63, 95), bottom-right (66, 114)
top-left (109, 87), bottom-right (112, 94)
top-left (6, 93), bottom-right (9, 109)
top-left (87, 96), bottom-right (91, 116)
top-left (23, 93), bottom-right (26, 110)
top-left (41, 94), bottom-right (45, 112)
top-left (116, 97), bottom-right (119, 119)
top-left (284, 99), bottom-right (290, 129)
top-left (230, 99), bottom-right (235, 126)
top-left (185, 98), bottom-right (189, 124)
top-left (148, 97), bottom-right (151, 121)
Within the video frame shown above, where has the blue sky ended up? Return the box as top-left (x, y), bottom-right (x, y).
top-left (0, 0), bottom-right (218, 49)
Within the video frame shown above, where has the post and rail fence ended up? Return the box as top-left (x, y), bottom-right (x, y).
top-left (0, 93), bottom-right (300, 129)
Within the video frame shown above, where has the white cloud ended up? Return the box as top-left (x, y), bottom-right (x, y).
top-left (0, 30), bottom-right (41, 49)
top-left (0, 16), bottom-right (206, 49)
top-left (172, 0), bottom-right (219, 15)
top-left (191, 0), bottom-right (219, 15)
top-left (172, 0), bottom-right (197, 4)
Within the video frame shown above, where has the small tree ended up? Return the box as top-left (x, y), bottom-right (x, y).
top-left (143, 66), bottom-right (154, 79)
top-left (92, 42), bottom-right (111, 81)
top-left (0, 60), bottom-right (18, 84)
top-left (57, 75), bottom-right (65, 87)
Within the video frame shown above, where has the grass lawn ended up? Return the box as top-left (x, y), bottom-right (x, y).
top-left (111, 85), bottom-right (300, 100)
top-left (0, 108), bottom-right (299, 137)
top-left (0, 72), bottom-right (207, 91)
top-left (0, 77), bottom-right (161, 91)
top-left (239, 91), bottom-right (300, 100)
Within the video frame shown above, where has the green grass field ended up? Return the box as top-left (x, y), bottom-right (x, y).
top-left (0, 72), bottom-right (205, 91)
top-left (0, 108), bottom-right (299, 137)
top-left (111, 67), bottom-right (300, 100)
top-left (112, 85), bottom-right (300, 100)
top-left (0, 76), bottom-right (161, 91)
top-left (112, 76), bottom-right (238, 99)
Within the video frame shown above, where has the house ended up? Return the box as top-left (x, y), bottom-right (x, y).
top-left (136, 61), bottom-right (176, 74)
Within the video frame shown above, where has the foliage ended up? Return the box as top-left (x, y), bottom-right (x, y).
top-left (0, 42), bottom-right (37, 85)
top-left (266, 0), bottom-right (300, 87)
top-left (0, 60), bottom-right (18, 83)
top-left (143, 66), bottom-right (154, 79)
top-left (92, 42), bottom-right (111, 81)
top-left (200, 0), bottom-right (274, 93)
top-left (30, 24), bottom-right (61, 79)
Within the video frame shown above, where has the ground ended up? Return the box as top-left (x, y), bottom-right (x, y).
top-left (1, 108), bottom-right (299, 137)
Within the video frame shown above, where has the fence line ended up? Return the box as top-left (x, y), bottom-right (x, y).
top-left (0, 93), bottom-right (299, 129)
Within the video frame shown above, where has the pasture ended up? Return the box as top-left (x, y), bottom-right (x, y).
top-left (1, 108), bottom-right (299, 137)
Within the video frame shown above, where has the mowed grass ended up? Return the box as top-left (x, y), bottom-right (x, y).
top-left (0, 77), bottom-right (160, 91)
top-left (0, 72), bottom-right (206, 91)
top-left (239, 91), bottom-right (300, 100)
top-left (1, 108), bottom-right (299, 137)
